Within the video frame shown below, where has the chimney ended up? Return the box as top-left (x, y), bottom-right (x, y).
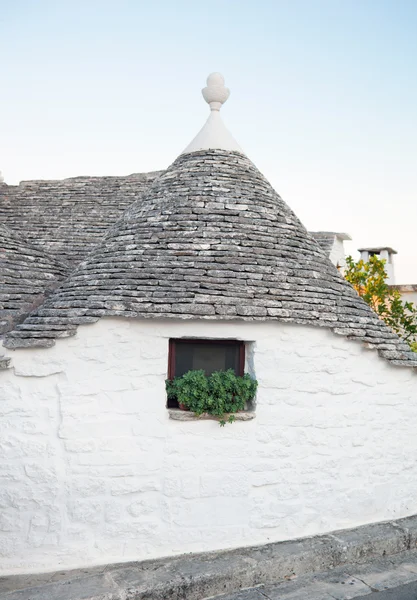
top-left (358, 246), bottom-right (397, 284)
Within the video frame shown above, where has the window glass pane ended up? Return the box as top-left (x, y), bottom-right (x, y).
top-left (175, 343), bottom-right (194, 377)
top-left (225, 345), bottom-right (239, 373)
top-left (174, 342), bottom-right (240, 377)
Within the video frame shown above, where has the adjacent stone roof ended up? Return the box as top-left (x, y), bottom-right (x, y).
top-left (310, 232), bottom-right (337, 257)
top-left (0, 172), bottom-right (162, 266)
top-left (0, 224), bottom-right (69, 335)
top-left (310, 232), bottom-right (351, 257)
top-left (4, 149), bottom-right (417, 366)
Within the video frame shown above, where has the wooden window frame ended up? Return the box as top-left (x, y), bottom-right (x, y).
top-left (168, 338), bottom-right (245, 380)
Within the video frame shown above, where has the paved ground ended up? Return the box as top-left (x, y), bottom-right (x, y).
top-left (365, 581), bottom-right (417, 598)
top-left (216, 583), bottom-right (417, 599)
top-left (215, 585), bottom-right (417, 599)
top-left (213, 551), bottom-right (417, 600)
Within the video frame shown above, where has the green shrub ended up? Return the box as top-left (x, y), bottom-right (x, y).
top-left (166, 369), bottom-right (258, 426)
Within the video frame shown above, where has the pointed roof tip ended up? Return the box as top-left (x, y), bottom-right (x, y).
top-left (181, 72), bottom-right (243, 155)
top-left (202, 72), bottom-right (230, 111)
top-left (0, 171), bottom-right (4, 184)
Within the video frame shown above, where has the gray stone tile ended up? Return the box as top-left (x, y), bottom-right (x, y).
top-left (361, 580), bottom-right (417, 599)
top-left (331, 522), bottom-right (409, 565)
top-left (344, 557), bottom-right (417, 593)
top-left (393, 515), bottom-right (417, 551)
top-left (311, 570), bottom-right (372, 599)
top-left (259, 566), bottom-right (372, 600)
top-left (387, 549), bottom-right (417, 574)
top-left (213, 589), bottom-right (266, 600)
top-left (0, 574), bottom-right (52, 594)
top-left (110, 552), bottom-right (259, 600)
top-left (262, 579), bottom-right (336, 600)
top-left (0, 573), bottom-right (118, 600)
top-left (109, 563), bottom-right (183, 599)
top-left (0, 565), bottom-right (107, 594)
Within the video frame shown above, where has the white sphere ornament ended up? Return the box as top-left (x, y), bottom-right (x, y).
top-left (202, 72), bottom-right (230, 111)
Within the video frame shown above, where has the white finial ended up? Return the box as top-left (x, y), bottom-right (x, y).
top-left (202, 72), bottom-right (230, 111)
top-left (181, 73), bottom-right (243, 155)
top-left (0, 171), bottom-right (4, 184)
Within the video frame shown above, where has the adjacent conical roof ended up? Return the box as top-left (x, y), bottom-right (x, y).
top-left (0, 224), bottom-right (69, 335)
top-left (0, 171), bottom-right (162, 267)
top-left (4, 74), bottom-right (417, 366)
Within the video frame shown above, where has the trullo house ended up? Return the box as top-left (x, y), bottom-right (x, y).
top-left (1, 73), bottom-right (417, 576)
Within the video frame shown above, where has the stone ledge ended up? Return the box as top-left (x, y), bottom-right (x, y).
top-left (2, 515), bottom-right (417, 600)
top-left (168, 409), bottom-right (256, 422)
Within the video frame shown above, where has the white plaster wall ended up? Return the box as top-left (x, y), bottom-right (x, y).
top-left (1, 318), bottom-right (417, 575)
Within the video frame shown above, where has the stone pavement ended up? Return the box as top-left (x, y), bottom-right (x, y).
top-left (365, 581), bottom-right (417, 598)
top-left (214, 551), bottom-right (417, 599)
top-left (2, 516), bottom-right (417, 599)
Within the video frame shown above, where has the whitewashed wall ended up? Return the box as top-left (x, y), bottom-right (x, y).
top-left (399, 290), bottom-right (417, 305)
top-left (329, 237), bottom-right (346, 270)
top-left (1, 318), bottom-right (417, 575)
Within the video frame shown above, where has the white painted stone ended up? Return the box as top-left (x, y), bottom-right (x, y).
top-left (329, 235), bottom-right (348, 270)
top-left (0, 318), bottom-right (417, 575)
top-left (182, 73), bottom-right (243, 155)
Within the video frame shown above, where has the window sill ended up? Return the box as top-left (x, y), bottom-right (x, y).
top-left (168, 409), bottom-right (256, 422)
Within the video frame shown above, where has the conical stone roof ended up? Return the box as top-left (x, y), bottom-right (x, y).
top-left (4, 74), bottom-right (417, 366)
top-left (0, 224), bottom-right (69, 335)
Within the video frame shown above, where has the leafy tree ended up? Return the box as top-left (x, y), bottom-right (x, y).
top-left (344, 255), bottom-right (417, 350)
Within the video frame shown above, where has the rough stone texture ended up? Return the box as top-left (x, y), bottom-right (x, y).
top-left (0, 572), bottom-right (120, 600)
top-left (3, 519), bottom-right (417, 600)
top-left (0, 172), bottom-right (162, 267)
top-left (4, 150), bottom-right (417, 367)
top-left (224, 552), bottom-right (417, 599)
top-left (1, 318), bottom-right (417, 575)
top-left (310, 232), bottom-right (338, 257)
top-left (168, 409), bottom-right (256, 421)
top-left (0, 224), bottom-right (70, 335)
top-left (310, 231), bottom-right (349, 269)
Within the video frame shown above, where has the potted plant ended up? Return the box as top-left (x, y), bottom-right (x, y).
top-left (166, 369), bottom-right (258, 426)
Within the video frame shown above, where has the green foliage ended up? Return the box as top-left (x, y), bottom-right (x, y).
top-left (344, 255), bottom-right (389, 313)
top-left (344, 255), bottom-right (417, 349)
top-left (166, 369), bottom-right (258, 426)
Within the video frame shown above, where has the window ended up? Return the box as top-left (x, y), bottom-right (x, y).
top-left (167, 339), bottom-right (245, 408)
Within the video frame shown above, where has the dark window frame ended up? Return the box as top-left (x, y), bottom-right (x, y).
top-left (168, 338), bottom-right (245, 381)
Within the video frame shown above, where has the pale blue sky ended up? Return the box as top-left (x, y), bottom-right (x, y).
top-left (1, 0), bottom-right (416, 282)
